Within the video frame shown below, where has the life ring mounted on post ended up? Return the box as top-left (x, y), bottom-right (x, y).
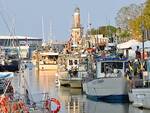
top-left (44, 98), bottom-right (61, 113)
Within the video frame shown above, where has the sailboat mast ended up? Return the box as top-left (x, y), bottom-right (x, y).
top-left (42, 16), bottom-right (45, 43)
top-left (49, 20), bottom-right (53, 45)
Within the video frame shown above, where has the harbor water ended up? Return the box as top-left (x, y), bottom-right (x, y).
top-left (11, 61), bottom-right (150, 113)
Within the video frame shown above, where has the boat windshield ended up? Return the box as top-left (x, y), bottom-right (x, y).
top-left (101, 62), bottom-right (123, 73)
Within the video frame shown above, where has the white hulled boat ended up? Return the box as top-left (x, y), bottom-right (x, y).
top-left (83, 56), bottom-right (129, 102)
top-left (32, 50), bottom-right (59, 71)
top-left (58, 54), bottom-right (88, 88)
top-left (128, 59), bottom-right (150, 109)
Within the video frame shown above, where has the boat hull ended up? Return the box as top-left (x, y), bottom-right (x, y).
top-left (129, 88), bottom-right (150, 109)
top-left (39, 64), bottom-right (58, 70)
top-left (0, 60), bottom-right (20, 72)
top-left (59, 78), bottom-right (70, 86)
top-left (69, 78), bottom-right (82, 88)
top-left (83, 77), bottom-right (129, 102)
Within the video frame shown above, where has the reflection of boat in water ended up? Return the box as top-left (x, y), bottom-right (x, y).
top-left (85, 99), bottom-right (129, 113)
top-left (83, 56), bottom-right (129, 102)
top-left (58, 86), bottom-right (84, 113)
top-left (59, 86), bottom-right (82, 96)
top-left (128, 104), bottom-right (150, 113)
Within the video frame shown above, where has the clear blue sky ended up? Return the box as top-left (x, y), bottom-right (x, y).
top-left (0, 0), bottom-right (145, 41)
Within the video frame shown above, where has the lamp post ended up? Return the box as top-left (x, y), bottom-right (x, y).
top-left (141, 23), bottom-right (145, 60)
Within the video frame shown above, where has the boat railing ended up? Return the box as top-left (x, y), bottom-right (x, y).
top-left (129, 78), bottom-right (150, 89)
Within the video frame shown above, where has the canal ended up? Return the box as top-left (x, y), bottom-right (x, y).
top-left (11, 62), bottom-right (150, 113)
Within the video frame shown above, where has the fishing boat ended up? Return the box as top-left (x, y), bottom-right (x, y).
top-left (39, 51), bottom-right (59, 70)
top-left (0, 47), bottom-right (20, 72)
top-left (83, 56), bottom-right (129, 102)
top-left (0, 72), bottom-right (14, 94)
top-left (32, 50), bottom-right (59, 71)
top-left (128, 59), bottom-right (150, 109)
top-left (58, 54), bottom-right (88, 88)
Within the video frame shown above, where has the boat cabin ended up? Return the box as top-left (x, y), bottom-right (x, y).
top-left (39, 52), bottom-right (59, 65)
top-left (96, 57), bottom-right (128, 78)
top-left (66, 57), bottom-right (79, 71)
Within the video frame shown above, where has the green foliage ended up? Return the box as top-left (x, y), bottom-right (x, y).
top-left (89, 25), bottom-right (117, 36)
top-left (128, 0), bottom-right (150, 40)
top-left (118, 30), bottom-right (130, 38)
top-left (143, 0), bottom-right (150, 29)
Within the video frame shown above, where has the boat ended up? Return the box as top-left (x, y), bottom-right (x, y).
top-left (83, 56), bottom-right (129, 102)
top-left (0, 72), bottom-right (15, 94)
top-left (39, 51), bottom-right (59, 70)
top-left (58, 54), bottom-right (88, 88)
top-left (32, 50), bottom-right (59, 71)
top-left (128, 59), bottom-right (150, 109)
top-left (19, 45), bottom-right (30, 59)
top-left (0, 47), bottom-right (20, 72)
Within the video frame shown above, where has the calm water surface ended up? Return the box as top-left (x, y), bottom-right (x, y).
top-left (11, 62), bottom-right (150, 113)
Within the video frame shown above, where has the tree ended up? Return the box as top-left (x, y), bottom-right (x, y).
top-left (115, 4), bottom-right (142, 30)
top-left (88, 25), bottom-right (117, 36)
top-left (129, 0), bottom-right (150, 40)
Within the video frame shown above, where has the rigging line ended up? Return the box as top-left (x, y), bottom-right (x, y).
top-left (21, 72), bottom-right (34, 101)
top-left (0, 12), bottom-right (12, 35)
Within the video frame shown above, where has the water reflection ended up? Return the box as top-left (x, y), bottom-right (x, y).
top-left (12, 64), bottom-right (150, 113)
top-left (58, 86), bottom-right (84, 113)
top-left (85, 99), bottom-right (128, 113)
top-left (128, 105), bottom-right (150, 113)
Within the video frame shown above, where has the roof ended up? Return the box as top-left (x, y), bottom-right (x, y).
top-left (0, 36), bottom-right (42, 40)
top-left (96, 56), bottom-right (128, 62)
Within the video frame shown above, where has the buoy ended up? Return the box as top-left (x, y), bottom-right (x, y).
top-left (51, 98), bottom-right (61, 113)
top-left (44, 98), bottom-right (61, 113)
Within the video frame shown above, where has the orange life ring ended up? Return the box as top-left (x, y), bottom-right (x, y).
top-left (44, 98), bottom-right (61, 113)
top-left (51, 98), bottom-right (61, 113)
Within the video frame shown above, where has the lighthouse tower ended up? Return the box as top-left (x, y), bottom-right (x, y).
top-left (71, 7), bottom-right (83, 48)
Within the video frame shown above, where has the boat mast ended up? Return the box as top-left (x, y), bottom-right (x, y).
top-left (49, 20), bottom-right (53, 46)
top-left (42, 16), bottom-right (45, 44)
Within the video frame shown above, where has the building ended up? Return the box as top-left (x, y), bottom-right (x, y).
top-left (67, 7), bottom-right (83, 52)
top-left (0, 35), bottom-right (42, 58)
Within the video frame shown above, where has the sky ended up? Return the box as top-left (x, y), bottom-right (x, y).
top-left (0, 0), bottom-right (146, 41)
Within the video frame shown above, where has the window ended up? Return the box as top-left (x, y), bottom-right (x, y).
top-left (74, 60), bottom-right (78, 65)
top-left (69, 60), bottom-right (73, 65)
top-left (101, 62), bottom-right (123, 73)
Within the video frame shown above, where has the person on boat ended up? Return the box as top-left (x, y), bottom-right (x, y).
top-left (128, 61), bottom-right (135, 88)
top-left (73, 66), bottom-right (78, 77)
top-left (135, 46), bottom-right (141, 59)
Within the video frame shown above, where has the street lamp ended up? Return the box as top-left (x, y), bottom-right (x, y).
top-left (141, 23), bottom-right (145, 60)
